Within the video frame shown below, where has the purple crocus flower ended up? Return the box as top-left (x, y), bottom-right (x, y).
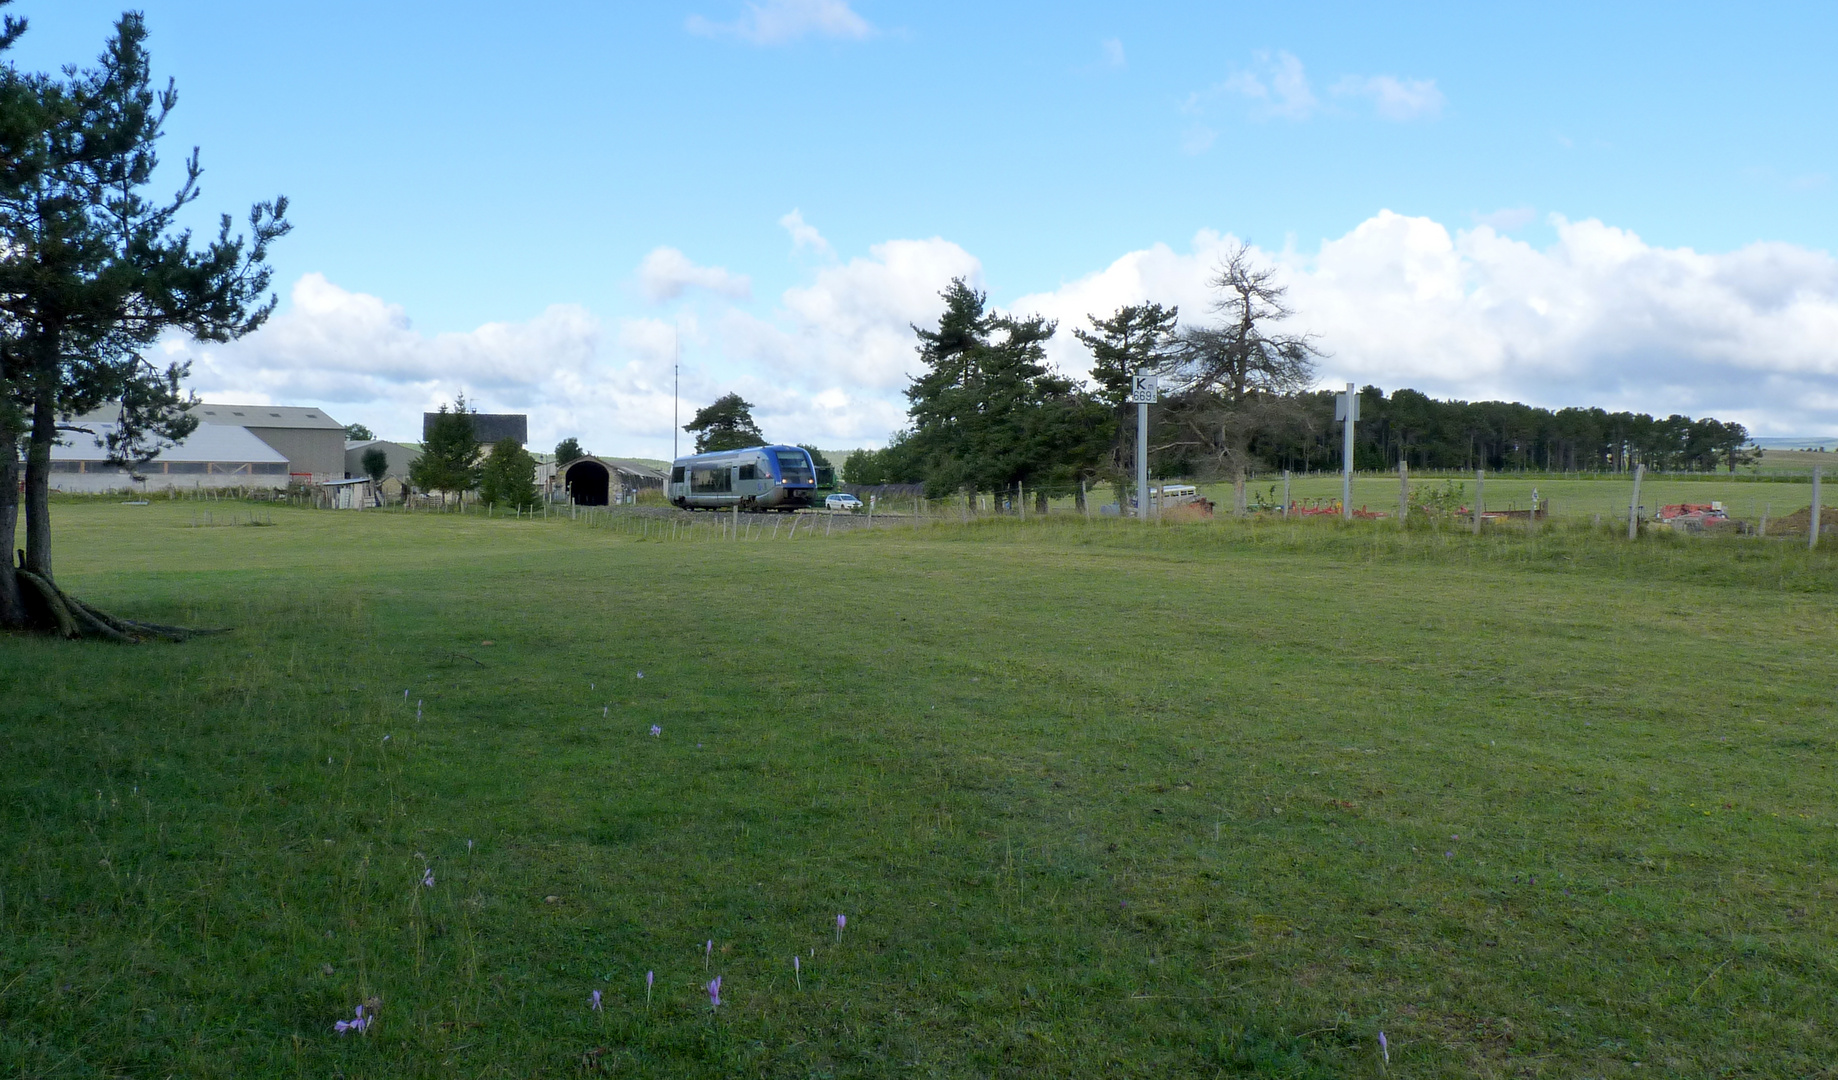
top-left (646, 970), bottom-right (654, 1006)
top-left (836, 913), bottom-right (846, 942)
top-left (333, 1004), bottom-right (371, 1034)
top-left (1379, 1030), bottom-right (1389, 1063)
top-left (636, 671), bottom-right (645, 679)
top-left (590, 989), bottom-right (602, 1012)
top-left (651, 725), bottom-right (662, 737)
top-left (793, 954), bottom-right (801, 989)
top-left (707, 975), bottom-right (721, 1008)
top-left (705, 939), bottom-right (713, 969)
top-left (422, 867), bottom-right (435, 888)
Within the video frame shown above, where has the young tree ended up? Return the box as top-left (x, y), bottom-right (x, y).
top-left (1073, 302), bottom-right (1180, 511)
top-left (343, 422), bottom-right (374, 441)
top-left (553, 436), bottom-right (585, 464)
top-left (409, 397), bottom-right (481, 501)
top-left (684, 393), bottom-right (765, 452)
top-left (478, 438), bottom-right (538, 510)
top-left (1, 10), bottom-right (289, 635)
top-left (360, 446), bottom-right (388, 485)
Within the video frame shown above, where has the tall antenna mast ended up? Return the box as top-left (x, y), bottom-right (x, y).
top-left (672, 323), bottom-right (680, 460)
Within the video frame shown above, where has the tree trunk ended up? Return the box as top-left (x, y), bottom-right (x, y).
top-left (0, 447), bottom-right (23, 628)
top-left (1233, 469), bottom-right (1247, 517)
top-left (1034, 488), bottom-right (1047, 515)
top-left (25, 380), bottom-right (55, 579)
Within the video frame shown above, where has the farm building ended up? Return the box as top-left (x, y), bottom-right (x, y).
top-left (48, 421), bottom-right (291, 493)
top-left (192, 403), bottom-right (346, 482)
top-left (344, 439), bottom-right (421, 480)
top-left (548, 456), bottom-right (667, 506)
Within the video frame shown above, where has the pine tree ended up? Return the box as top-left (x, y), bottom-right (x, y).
top-left (1073, 303), bottom-right (1179, 510)
top-left (684, 393), bottom-right (765, 453)
top-left (1, 9), bottom-right (288, 636)
top-left (410, 398), bottom-right (482, 501)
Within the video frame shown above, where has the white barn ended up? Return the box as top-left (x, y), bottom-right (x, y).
top-left (49, 422), bottom-right (291, 494)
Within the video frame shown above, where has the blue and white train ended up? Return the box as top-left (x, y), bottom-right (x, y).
top-left (668, 444), bottom-right (817, 511)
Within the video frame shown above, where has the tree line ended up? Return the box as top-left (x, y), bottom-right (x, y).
top-left (844, 245), bottom-right (1754, 509)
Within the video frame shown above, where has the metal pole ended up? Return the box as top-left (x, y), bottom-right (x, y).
top-left (673, 325), bottom-right (682, 462)
top-left (1398, 459), bottom-right (1408, 526)
top-left (1282, 469), bottom-right (1291, 517)
top-left (1136, 400), bottom-right (1149, 521)
top-left (1811, 466), bottom-right (1823, 550)
top-left (1473, 469), bottom-right (1485, 536)
top-left (1627, 464), bottom-right (1643, 541)
top-left (1341, 382), bottom-right (1355, 520)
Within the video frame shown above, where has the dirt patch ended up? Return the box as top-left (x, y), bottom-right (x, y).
top-left (1766, 506), bottom-right (1838, 536)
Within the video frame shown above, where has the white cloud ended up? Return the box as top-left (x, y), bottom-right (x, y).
top-left (1206, 50), bottom-right (1318, 121)
top-left (1099, 37), bottom-right (1126, 69)
top-left (1187, 53), bottom-right (1445, 133)
top-left (779, 208), bottom-right (834, 257)
top-left (1011, 213), bottom-right (1838, 436)
top-left (637, 247), bottom-right (752, 303)
top-left (686, 0), bottom-right (872, 45)
top-left (178, 215), bottom-right (1838, 465)
top-left (1332, 74), bottom-right (1445, 120)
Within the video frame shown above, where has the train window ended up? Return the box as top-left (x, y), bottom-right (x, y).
top-left (670, 466), bottom-right (685, 483)
top-left (737, 464), bottom-right (757, 481)
top-left (690, 466), bottom-right (730, 493)
top-left (773, 450), bottom-right (814, 484)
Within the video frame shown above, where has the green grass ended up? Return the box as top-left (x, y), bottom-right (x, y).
top-left (5, 501), bottom-right (1838, 1077)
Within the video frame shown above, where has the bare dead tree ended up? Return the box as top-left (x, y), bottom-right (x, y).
top-left (1159, 244), bottom-right (1323, 511)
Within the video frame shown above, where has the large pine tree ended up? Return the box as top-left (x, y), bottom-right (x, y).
top-left (1, 8), bottom-right (288, 635)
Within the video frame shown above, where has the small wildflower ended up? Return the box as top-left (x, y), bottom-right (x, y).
top-left (332, 1004), bottom-right (372, 1034)
top-left (836, 913), bottom-right (846, 942)
top-left (636, 671), bottom-right (645, 679)
top-left (1379, 1031), bottom-right (1389, 1063)
top-left (590, 989), bottom-right (602, 1012)
top-left (382, 734), bottom-right (391, 743)
top-left (793, 954), bottom-right (801, 989)
top-left (646, 970), bottom-right (654, 1007)
top-left (651, 725), bottom-right (662, 737)
top-left (422, 867), bottom-right (435, 888)
top-left (707, 975), bottom-right (721, 1009)
top-left (705, 939), bottom-right (712, 969)
top-left (466, 838), bottom-right (474, 853)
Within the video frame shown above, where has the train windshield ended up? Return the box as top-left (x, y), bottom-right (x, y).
top-left (773, 450), bottom-right (814, 484)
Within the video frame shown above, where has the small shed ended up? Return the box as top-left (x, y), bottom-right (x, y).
top-left (323, 477), bottom-right (379, 509)
top-left (553, 456), bottom-right (668, 506)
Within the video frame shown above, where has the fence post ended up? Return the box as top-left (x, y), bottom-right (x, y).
top-left (1473, 469), bottom-right (1484, 536)
top-left (1397, 460), bottom-right (1409, 526)
top-left (1627, 464), bottom-right (1644, 541)
top-left (1812, 467), bottom-right (1823, 550)
top-left (1760, 503), bottom-right (1770, 537)
top-left (732, 502), bottom-right (739, 541)
top-left (1282, 470), bottom-right (1291, 518)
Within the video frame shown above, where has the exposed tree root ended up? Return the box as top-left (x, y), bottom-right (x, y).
top-left (13, 561), bottom-right (228, 643)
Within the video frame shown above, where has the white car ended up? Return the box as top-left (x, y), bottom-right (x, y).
top-left (825, 493), bottom-right (864, 512)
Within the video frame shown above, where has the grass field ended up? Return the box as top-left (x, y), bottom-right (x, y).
top-left (5, 501), bottom-right (1838, 1077)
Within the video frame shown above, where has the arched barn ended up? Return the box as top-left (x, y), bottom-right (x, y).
top-left (556, 456), bottom-right (667, 506)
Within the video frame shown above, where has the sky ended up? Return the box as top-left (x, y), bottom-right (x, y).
top-left (11, 0), bottom-right (1838, 454)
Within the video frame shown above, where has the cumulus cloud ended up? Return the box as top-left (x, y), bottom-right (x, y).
top-left (686, 0), bottom-right (872, 45)
top-left (638, 247), bottom-right (751, 303)
top-left (1012, 214), bottom-right (1838, 435)
top-left (1332, 74), bottom-right (1445, 120)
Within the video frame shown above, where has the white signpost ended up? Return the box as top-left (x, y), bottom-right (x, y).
top-left (1334, 382), bottom-right (1359, 519)
top-left (1131, 371), bottom-right (1158, 520)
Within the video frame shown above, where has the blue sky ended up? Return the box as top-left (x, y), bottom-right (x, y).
top-left (12, 1), bottom-right (1838, 452)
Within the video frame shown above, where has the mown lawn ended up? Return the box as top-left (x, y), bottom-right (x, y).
top-left (4, 500), bottom-right (1837, 1078)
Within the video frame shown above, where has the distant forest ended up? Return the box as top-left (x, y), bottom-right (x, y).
top-left (1255, 386), bottom-right (1753, 475)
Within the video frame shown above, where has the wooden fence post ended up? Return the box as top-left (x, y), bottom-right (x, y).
top-left (1397, 460), bottom-right (1409, 526)
top-left (1473, 469), bottom-right (1484, 536)
top-left (1812, 467), bottom-right (1824, 550)
top-left (1627, 464), bottom-right (1644, 541)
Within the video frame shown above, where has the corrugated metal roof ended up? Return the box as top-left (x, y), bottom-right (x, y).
top-left (194, 403), bottom-right (345, 430)
top-left (53, 422), bottom-right (289, 464)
